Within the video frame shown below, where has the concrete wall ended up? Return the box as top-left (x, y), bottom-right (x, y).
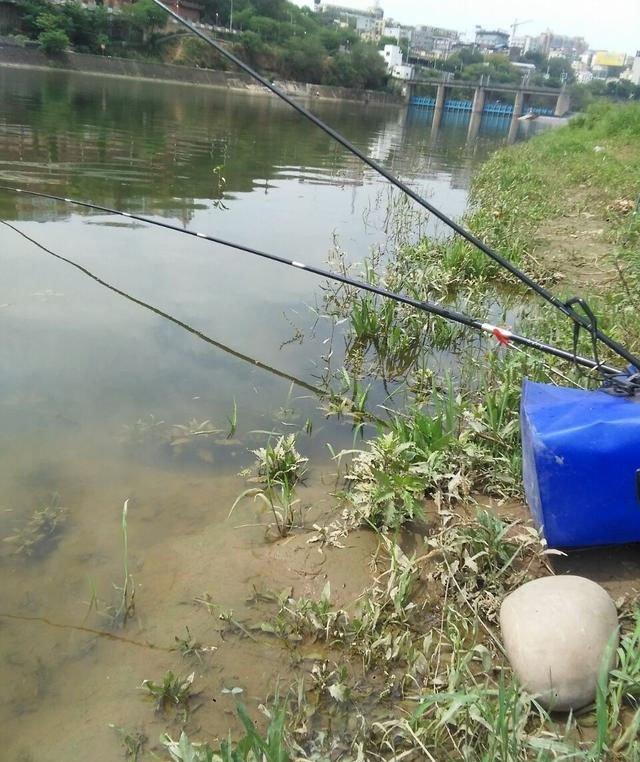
top-left (0, 45), bottom-right (404, 106)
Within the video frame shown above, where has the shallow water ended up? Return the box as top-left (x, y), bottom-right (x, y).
top-left (0, 67), bottom-right (519, 758)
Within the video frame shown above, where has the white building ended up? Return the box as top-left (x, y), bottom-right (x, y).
top-left (380, 43), bottom-right (403, 72)
top-left (379, 44), bottom-right (413, 80)
top-left (391, 63), bottom-right (414, 80)
top-left (629, 52), bottom-right (640, 86)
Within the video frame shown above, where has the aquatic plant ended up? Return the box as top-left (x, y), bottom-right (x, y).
top-left (226, 398), bottom-right (238, 439)
top-left (3, 494), bottom-right (67, 559)
top-left (169, 418), bottom-right (224, 456)
top-left (162, 703), bottom-right (290, 761)
top-left (173, 626), bottom-right (216, 664)
top-left (231, 434), bottom-right (308, 537)
top-left (121, 413), bottom-right (166, 446)
top-left (87, 500), bottom-right (136, 629)
top-left (142, 670), bottom-right (196, 718)
top-left (109, 725), bottom-right (147, 761)
top-left (111, 499), bottom-right (136, 628)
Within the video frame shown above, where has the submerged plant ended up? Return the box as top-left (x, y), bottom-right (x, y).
top-left (231, 434), bottom-right (308, 537)
top-left (88, 500), bottom-right (136, 629)
top-left (141, 670), bottom-right (196, 718)
top-left (4, 494), bottom-right (67, 559)
top-left (173, 626), bottom-right (216, 663)
top-left (109, 725), bottom-right (147, 761)
top-left (169, 418), bottom-right (224, 459)
top-left (162, 703), bottom-right (290, 761)
top-left (111, 499), bottom-right (136, 627)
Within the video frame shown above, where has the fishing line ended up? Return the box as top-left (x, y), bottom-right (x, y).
top-left (147, 0), bottom-right (640, 372)
top-left (1, 219), bottom-right (388, 425)
top-left (0, 191), bottom-right (622, 376)
top-left (1, 219), bottom-right (322, 395)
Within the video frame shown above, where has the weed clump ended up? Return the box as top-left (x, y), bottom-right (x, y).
top-left (232, 434), bottom-right (308, 537)
top-left (142, 670), bottom-right (196, 719)
top-left (162, 704), bottom-right (290, 761)
top-left (427, 509), bottom-right (547, 622)
top-left (4, 494), bottom-right (67, 559)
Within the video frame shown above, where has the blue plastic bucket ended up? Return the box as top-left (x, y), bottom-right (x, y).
top-left (521, 379), bottom-right (640, 548)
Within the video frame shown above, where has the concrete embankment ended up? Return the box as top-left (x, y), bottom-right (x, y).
top-left (0, 44), bottom-right (404, 106)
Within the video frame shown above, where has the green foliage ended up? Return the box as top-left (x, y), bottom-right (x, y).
top-left (428, 509), bottom-right (544, 620)
top-left (162, 704), bottom-right (290, 761)
top-left (459, 55), bottom-right (522, 85)
top-left (141, 670), bottom-right (196, 716)
top-left (231, 434), bottom-right (308, 537)
top-left (3, 494), bottom-right (67, 558)
top-left (125, 0), bottom-right (167, 31)
top-left (571, 101), bottom-right (640, 137)
top-left (38, 27), bottom-right (70, 55)
top-left (12, 0), bottom-right (390, 88)
top-left (16, 0), bottom-right (133, 55)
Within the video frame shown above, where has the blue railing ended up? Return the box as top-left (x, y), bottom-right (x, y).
top-left (409, 96), bottom-right (556, 117)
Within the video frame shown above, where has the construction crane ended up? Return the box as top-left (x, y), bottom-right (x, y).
top-left (510, 18), bottom-right (533, 46)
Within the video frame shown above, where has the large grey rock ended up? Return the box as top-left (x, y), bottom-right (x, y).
top-left (500, 575), bottom-right (618, 711)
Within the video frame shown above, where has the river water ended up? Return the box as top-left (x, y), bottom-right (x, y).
top-left (0, 67), bottom-right (523, 758)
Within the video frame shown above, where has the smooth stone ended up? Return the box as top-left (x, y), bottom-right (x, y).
top-left (500, 575), bottom-right (618, 711)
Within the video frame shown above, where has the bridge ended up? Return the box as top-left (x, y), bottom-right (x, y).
top-left (403, 79), bottom-right (570, 142)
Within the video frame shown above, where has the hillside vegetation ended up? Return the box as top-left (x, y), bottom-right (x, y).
top-left (12, 0), bottom-right (389, 89)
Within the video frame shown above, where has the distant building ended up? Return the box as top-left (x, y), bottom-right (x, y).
top-left (475, 28), bottom-right (509, 50)
top-left (513, 30), bottom-right (588, 61)
top-left (575, 68), bottom-right (594, 84)
top-left (392, 63), bottom-right (414, 80)
top-left (314, 0), bottom-right (383, 18)
top-left (411, 25), bottom-right (459, 57)
top-left (629, 52), bottom-right (640, 85)
top-left (378, 43), bottom-right (413, 80)
top-left (380, 43), bottom-right (403, 71)
top-left (591, 51), bottom-right (628, 79)
top-left (314, 1), bottom-right (385, 40)
top-left (383, 21), bottom-right (414, 43)
top-left (548, 32), bottom-right (588, 59)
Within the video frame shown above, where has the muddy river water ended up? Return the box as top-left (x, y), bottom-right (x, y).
top-left (0, 67), bottom-right (536, 759)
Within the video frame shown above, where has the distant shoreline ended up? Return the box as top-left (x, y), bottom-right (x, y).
top-left (0, 45), bottom-right (405, 107)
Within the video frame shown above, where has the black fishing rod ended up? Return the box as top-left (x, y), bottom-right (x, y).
top-left (148, 0), bottom-right (640, 373)
top-left (0, 186), bottom-right (622, 376)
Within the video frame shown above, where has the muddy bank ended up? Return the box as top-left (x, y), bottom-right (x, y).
top-left (0, 44), bottom-right (405, 106)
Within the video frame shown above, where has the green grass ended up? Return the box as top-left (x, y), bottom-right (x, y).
top-left (162, 704), bottom-right (290, 762)
top-left (231, 434), bottom-right (308, 537)
top-left (141, 670), bottom-right (196, 718)
top-left (145, 103), bottom-right (640, 760)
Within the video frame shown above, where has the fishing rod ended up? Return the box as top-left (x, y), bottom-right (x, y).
top-left (0, 186), bottom-right (622, 376)
top-left (148, 0), bottom-right (640, 374)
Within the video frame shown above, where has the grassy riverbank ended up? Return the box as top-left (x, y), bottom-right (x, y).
top-left (115, 104), bottom-right (640, 760)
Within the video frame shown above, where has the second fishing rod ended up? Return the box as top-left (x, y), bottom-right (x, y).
top-left (0, 184), bottom-right (622, 377)
top-left (147, 0), bottom-right (640, 374)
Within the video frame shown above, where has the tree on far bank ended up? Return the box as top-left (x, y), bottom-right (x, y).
top-left (38, 27), bottom-right (70, 54)
top-left (126, 0), bottom-right (167, 34)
